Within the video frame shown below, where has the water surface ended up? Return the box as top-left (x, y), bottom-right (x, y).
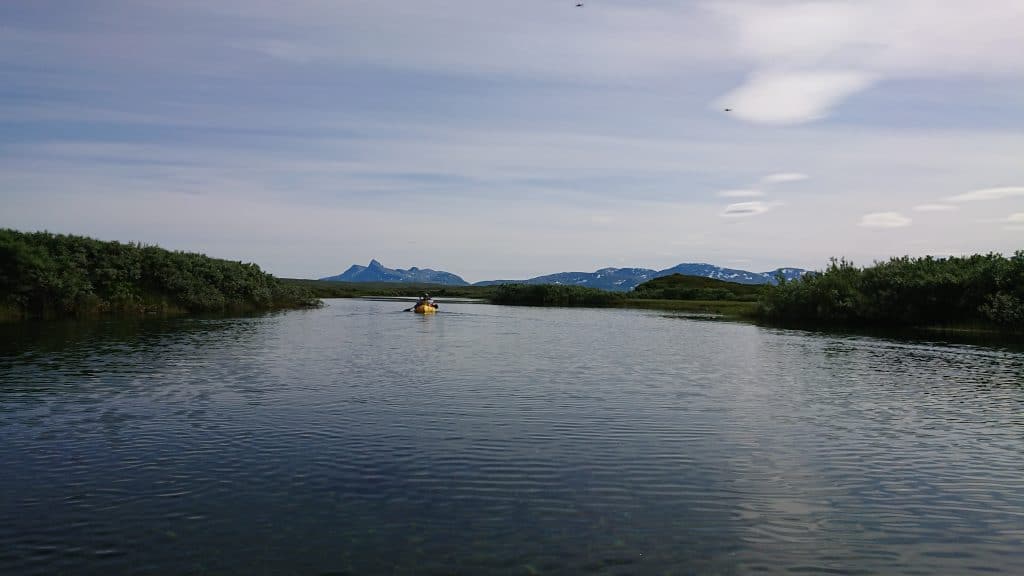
top-left (2, 299), bottom-right (1023, 574)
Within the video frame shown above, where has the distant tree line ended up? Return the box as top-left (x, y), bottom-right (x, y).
top-left (489, 284), bottom-right (626, 307)
top-left (757, 253), bottom-right (1024, 330)
top-left (280, 279), bottom-right (499, 300)
top-left (488, 274), bottom-right (763, 308)
top-left (0, 229), bottom-right (318, 320)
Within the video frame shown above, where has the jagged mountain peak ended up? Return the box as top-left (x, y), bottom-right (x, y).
top-left (320, 260), bottom-right (468, 285)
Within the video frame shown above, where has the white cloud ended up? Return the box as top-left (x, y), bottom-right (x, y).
top-left (761, 172), bottom-right (808, 184)
top-left (721, 201), bottom-right (771, 217)
top-left (947, 186), bottom-right (1024, 202)
top-left (717, 189), bottom-right (764, 198)
top-left (717, 70), bottom-right (875, 124)
top-left (913, 203), bottom-right (959, 212)
top-left (859, 212), bottom-right (912, 228)
top-left (1003, 213), bottom-right (1024, 224)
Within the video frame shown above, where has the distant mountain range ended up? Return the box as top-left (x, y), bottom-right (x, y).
top-left (320, 260), bottom-right (807, 291)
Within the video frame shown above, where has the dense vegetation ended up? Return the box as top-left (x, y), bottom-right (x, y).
top-left (489, 283), bottom-right (626, 307)
top-left (0, 229), bottom-right (318, 320)
top-left (757, 253), bottom-right (1024, 331)
top-left (631, 273), bottom-right (763, 301)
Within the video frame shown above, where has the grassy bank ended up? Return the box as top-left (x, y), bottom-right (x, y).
top-left (621, 298), bottom-right (757, 317)
top-left (0, 229), bottom-right (319, 321)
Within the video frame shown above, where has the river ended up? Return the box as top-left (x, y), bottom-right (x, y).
top-left (2, 298), bottom-right (1023, 574)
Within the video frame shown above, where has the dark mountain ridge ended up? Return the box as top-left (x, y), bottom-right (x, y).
top-left (320, 259), bottom-right (469, 285)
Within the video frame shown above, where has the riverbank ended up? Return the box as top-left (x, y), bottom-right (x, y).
top-left (287, 280), bottom-right (759, 319)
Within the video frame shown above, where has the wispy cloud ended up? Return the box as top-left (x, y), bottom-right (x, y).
top-left (947, 186), bottom-right (1024, 202)
top-left (913, 203), bottom-right (959, 212)
top-left (918, 248), bottom-right (968, 258)
top-left (717, 189), bottom-right (764, 198)
top-left (1003, 215), bottom-right (1024, 231)
top-left (859, 212), bottom-right (911, 228)
top-left (721, 201), bottom-right (772, 218)
top-left (229, 39), bottom-right (324, 63)
top-left (761, 172), bottom-right (809, 185)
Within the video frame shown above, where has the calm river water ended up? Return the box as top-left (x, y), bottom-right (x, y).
top-left (1, 299), bottom-right (1023, 575)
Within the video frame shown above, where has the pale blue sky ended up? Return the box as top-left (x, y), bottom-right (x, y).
top-left (2, 1), bottom-right (1022, 282)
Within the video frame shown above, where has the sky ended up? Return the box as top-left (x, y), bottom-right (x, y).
top-left (1, 1), bottom-right (1022, 282)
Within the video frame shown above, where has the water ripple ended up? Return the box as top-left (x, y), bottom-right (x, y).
top-left (1, 300), bottom-right (1023, 574)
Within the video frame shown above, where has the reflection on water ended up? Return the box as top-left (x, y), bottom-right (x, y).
top-left (1, 299), bottom-right (1023, 574)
